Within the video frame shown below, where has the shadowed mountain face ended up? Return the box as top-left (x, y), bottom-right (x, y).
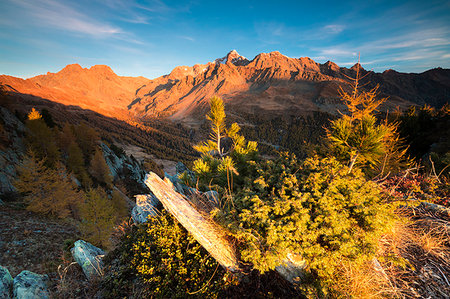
top-left (1, 51), bottom-right (449, 123)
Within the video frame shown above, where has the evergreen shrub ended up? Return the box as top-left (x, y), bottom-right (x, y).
top-left (215, 152), bottom-right (397, 293)
top-left (102, 211), bottom-right (234, 298)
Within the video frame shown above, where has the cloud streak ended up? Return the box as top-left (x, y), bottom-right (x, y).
top-left (12, 0), bottom-right (123, 37)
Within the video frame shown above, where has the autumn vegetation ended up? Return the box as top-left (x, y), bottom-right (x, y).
top-left (1, 74), bottom-right (448, 297)
top-left (13, 108), bottom-right (128, 248)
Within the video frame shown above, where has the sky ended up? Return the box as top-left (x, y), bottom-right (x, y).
top-left (0, 0), bottom-right (449, 79)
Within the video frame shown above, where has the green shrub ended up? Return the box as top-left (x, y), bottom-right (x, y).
top-left (215, 153), bottom-right (396, 294)
top-left (102, 211), bottom-right (235, 298)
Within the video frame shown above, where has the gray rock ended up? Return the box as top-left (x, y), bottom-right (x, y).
top-left (275, 253), bottom-right (307, 285)
top-left (0, 265), bottom-right (12, 299)
top-left (0, 173), bottom-right (16, 195)
top-left (204, 190), bottom-right (220, 207)
top-left (164, 172), bottom-right (198, 196)
top-left (12, 270), bottom-right (49, 299)
top-left (175, 162), bottom-right (189, 174)
top-left (164, 173), bottom-right (186, 195)
top-left (71, 240), bottom-right (105, 279)
top-left (0, 107), bottom-right (25, 197)
top-left (175, 162), bottom-right (196, 182)
top-left (100, 142), bottom-right (147, 190)
top-left (131, 194), bottom-right (159, 223)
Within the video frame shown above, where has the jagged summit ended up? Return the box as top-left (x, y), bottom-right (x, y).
top-left (350, 63), bottom-right (365, 72)
top-left (54, 64), bottom-right (116, 77)
top-left (89, 65), bottom-right (115, 74)
top-left (215, 50), bottom-right (249, 66)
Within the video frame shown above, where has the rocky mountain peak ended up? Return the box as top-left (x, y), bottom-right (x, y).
top-left (89, 65), bottom-right (115, 75)
top-left (350, 63), bottom-right (365, 72)
top-left (59, 63), bottom-right (83, 73)
top-left (215, 50), bottom-right (249, 66)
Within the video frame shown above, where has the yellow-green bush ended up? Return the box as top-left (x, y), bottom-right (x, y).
top-left (216, 153), bottom-right (397, 294)
top-left (102, 211), bottom-right (235, 298)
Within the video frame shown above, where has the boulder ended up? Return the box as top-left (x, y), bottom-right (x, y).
top-left (12, 270), bottom-right (49, 299)
top-left (131, 194), bottom-right (159, 223)
top-left (175, 162), bottom-right (189, 175)
top-left (275, 253), bottom-right (307, 285)
top-left (0, 265), bottom-right (12, 299)
top-left (71, 240), bottom-right (105, 279)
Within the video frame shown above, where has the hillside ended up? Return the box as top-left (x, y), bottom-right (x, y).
top-left (0, 64), bottom-right (149, 118)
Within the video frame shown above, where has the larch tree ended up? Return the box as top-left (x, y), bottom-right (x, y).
top-left (326, 61), bottom-right (406, 174)
top-left (14, 151), bottom-right (81, 218)
top-left (89, 148), bottom-right (113, 187)
top-left (79, 188), bottom-right (116, 248)
top-left (25, 108), bottom-right (59, 167)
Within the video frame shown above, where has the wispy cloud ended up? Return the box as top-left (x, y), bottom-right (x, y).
top-left (12, 0), bottom-right (123, 37)
top-left (178, 36), bottom-right (195, 42)
top-left (323, 24), bottom-right (345, 34)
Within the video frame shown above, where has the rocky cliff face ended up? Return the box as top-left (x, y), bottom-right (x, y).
top-left (1, 51), bottom-right (449, 123)
top-left (0, 107), bottom-right (25, 196)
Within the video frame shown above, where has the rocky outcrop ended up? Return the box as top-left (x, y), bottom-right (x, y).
top-left (0, 265), bottom-right (12, 299)
top-left (0, 107), bottom-right (25, 197)
top-left (100, 142), bottom-right (147, 191)
top-left (131, 194), bottom-right (159, 223)
top-left (71, 240), bottom-right (105, 279)
top-left (12, 270), bottom-right (49, 299)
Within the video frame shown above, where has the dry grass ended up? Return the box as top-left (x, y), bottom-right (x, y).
top-left (328, 203), bottom-right (449, 298)
top-left (53, 254), bottom-right (101, 299)
top-left (376, 205), bottom-right (450, 298)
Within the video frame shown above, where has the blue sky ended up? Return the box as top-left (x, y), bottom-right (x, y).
top-left (0, 0), bottom-right (449, 79)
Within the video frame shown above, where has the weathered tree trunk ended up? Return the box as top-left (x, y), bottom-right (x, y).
top-left (145, 172), bottom-right (241, 272)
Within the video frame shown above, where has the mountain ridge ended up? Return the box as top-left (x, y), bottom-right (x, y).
top-left (1, 50), bottom-right (449, 123)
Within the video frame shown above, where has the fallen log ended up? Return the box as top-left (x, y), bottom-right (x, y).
top-left (145, 172), bottom-right (241, 272)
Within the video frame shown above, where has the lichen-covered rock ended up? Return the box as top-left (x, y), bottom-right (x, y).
top-left (0, 265), bottom-right (12, 299)
top-left (131, 194), bottom-right (159, 223)
top-left (12, 270), bottom-right (49, 299)
top-left (175, 161), bottom-right (195, 179)
top-left (71, 240), bottom-right (105, 279)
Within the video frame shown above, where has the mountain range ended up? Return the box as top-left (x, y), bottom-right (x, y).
top-left (1, 50), bottom-right (449, 124)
